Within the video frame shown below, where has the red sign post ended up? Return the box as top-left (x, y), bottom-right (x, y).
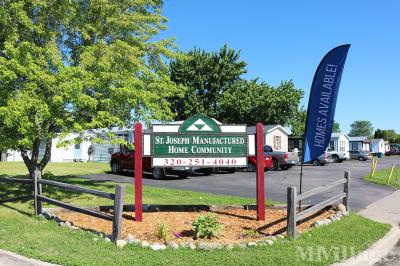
top-left (256, 123), bottom-right (265, 220)
top-left (134, 123), bottom-right (143, 222)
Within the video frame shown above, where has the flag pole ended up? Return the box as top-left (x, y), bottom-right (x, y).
top-left (299, 159), bottom-right (304, 211)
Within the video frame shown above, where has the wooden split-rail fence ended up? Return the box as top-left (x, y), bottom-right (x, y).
top-left (0, 170), bottom-right (124, 241)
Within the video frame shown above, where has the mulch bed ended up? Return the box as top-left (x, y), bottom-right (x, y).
top-left (56, 207), bottom-right (334, 244)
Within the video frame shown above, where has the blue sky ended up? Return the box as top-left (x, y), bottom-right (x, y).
top-left (158, 0), bottom-right (400, 133)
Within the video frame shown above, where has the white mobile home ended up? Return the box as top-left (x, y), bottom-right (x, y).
top-left (247, 125), bottom-right (289, 152)
top-left (370, 139), bottom-right (386, 154)
top-left (329, 133), bottom-right (350, 153)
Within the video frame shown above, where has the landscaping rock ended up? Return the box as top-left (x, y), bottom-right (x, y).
top-left (93, 238), bottom-right (99, 241)
top-left (167, 241), bottom-right (180, 249)
top-left (265, 236), bottom-right (276, 241)
top-left (141, 241), bottom-right (150, 247)
top-left (247, 242), bottom-right (257, 247)
top-left (126, 234), bottom-right (140, 245)
top-left (116, 240), bottom-right (127, 248)
top-left (150, 244), bottom-right (166, 251)
top-left (337, 204), bottom-right (347, 212)
top-left (65, 221), bottom-right (72, 227)
top-left (341, 210), bottom-right (349, 216)
top-left (59, 222), bottom-right (66, 227)
top-left (276, 234), bottom-right (285, 239)
top-left (180, 241), bottom-right (189, 248)
top-left (225, 244), bottom-right (234, 250)
top-left (105, 237), bottom-right (111, 243)
top-left (238, 243), bottom-right (247, 249)
top-left (127, 238), bottom-right (140, 245)
top-left (265, 240), bottom-right (274, 245)
top-left (197, 242), bottom-right (221, 250)
top-left (70, 226), bottom-right (79, 230)
top-left (189, 243), bottom-right (196, 250)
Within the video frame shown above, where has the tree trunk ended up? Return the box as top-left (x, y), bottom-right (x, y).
top-left (20, 139), bottom-right (52, 179)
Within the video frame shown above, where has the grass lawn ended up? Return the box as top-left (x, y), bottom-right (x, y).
top-left (364, 165), bottom-right (400, 189)
top-left (0, 162), bottom-right (392, 265)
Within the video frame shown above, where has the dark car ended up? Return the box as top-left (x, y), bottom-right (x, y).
top-left (349, 150), bottom-right (372, 161)
top-left (385, 150), bottom-right (400, 156)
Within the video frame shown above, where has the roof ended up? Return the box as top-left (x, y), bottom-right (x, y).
top-left (349, 136), bottom-right (370, 142)
top-left (247, 125), bottom-right (290, 135)
top-left (330, 132), bottom-right (350, 140)
top-left (169, 118), bottom-right (222, 125)
top-left (370, 138), bottom-right (384, 142)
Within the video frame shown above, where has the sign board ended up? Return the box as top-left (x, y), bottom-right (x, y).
top-left (145, 115), bottom-right (248, 167)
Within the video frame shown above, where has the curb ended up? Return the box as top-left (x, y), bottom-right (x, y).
top-left (332, 225), bottom-right (400, 266)
top-left (0, 249), bottom-right (59, 266)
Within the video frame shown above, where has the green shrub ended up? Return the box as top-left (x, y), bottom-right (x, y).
top-left (242, 228), bottom-right (259, 238)
top-left (156, 223), bottom-right (168, 242)
top-left (192, 215), bottom-right (222, 239)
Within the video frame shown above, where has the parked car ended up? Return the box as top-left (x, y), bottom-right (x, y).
top-left (349, 150), bottom-right (372, 161)
top-left (305, 152), bottom-right (332, 166)
top-left (110, 146), bottom-right (191, 179)
top-left (385, 150), bottom-right (400, 156)
top-left (326, 147), bottom-right (349, 163)
top-left (247, 155), bottom-right (273, 172)
top-left (264, 145), bottom-right (299, 170)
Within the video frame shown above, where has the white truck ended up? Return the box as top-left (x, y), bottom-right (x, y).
top-left (326, 147), bottom-right (349, 163)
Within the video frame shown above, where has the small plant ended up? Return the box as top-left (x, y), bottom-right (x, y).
top-left (156, 223), bottom-right (168, 242)
top-left (242, 228), bottom-right (259, 238)
top-left (192, 215), bottom-right (222, 239)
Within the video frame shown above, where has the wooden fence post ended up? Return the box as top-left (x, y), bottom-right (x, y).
top-left (343, 171), bottom-right (350, 211)
top-left (34, 169), bottom-right (42, 216)
top-left (112, 185), bottom-right (125, 241)
top-left (287, 186), bottom-right (297, 237)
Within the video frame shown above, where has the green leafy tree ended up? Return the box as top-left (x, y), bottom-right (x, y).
top-left (374, 129), bottom-right (399, 143)
top-left (169, 45), bottom-right (247, 119)
top-left (290, 108), bottom-right (307, 136)
top-left (349, 120), bottom-right (374, 137)
top-left (219, 79), bottom-right (304, 126)
top-left (333, 121), bottom-right (341, 133)
top-left (0, 0), bottom-right (182, 177)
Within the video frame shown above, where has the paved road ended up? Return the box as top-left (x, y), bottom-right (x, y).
top-left (81, 157), bottom-right (399, 211)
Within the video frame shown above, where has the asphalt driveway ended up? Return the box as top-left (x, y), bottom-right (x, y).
top-left (81, 157), bottom-right (399, 212)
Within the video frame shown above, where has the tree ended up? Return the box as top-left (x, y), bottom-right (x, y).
top-left (0, 1), bottom-right (182, 177)
top-left (374, 129), bottom-right (399, 143)
top-left (219, 79), bottom-right (304, 125)
top-left (289, 108), bottom-right (307, 136)
top-left (333, 121), bottom-right (341, 133)
top-left (169, 45), bottom-right (247, 119)
top-left (349, 121), bottom-right (374, 137)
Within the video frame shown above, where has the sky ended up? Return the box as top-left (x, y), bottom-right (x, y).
top-left (157, 0), bottom-right (400, 133)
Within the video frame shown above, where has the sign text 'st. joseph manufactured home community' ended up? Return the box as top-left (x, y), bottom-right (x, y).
top-left (144, 115), bottom-right (250, 167)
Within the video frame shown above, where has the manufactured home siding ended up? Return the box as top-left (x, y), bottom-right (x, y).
top-left (265, 129), bottom-right (288, 152)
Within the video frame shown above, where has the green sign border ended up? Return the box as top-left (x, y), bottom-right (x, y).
top-left (150, 132), bottom-right (248, 158)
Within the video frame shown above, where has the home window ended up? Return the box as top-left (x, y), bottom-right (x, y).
top-left (274, 136), bottom-right (281, 150)
top-left (351, 142), bottom-right (358, 151)
top-left (340, 141), bottom-right (345, 152)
